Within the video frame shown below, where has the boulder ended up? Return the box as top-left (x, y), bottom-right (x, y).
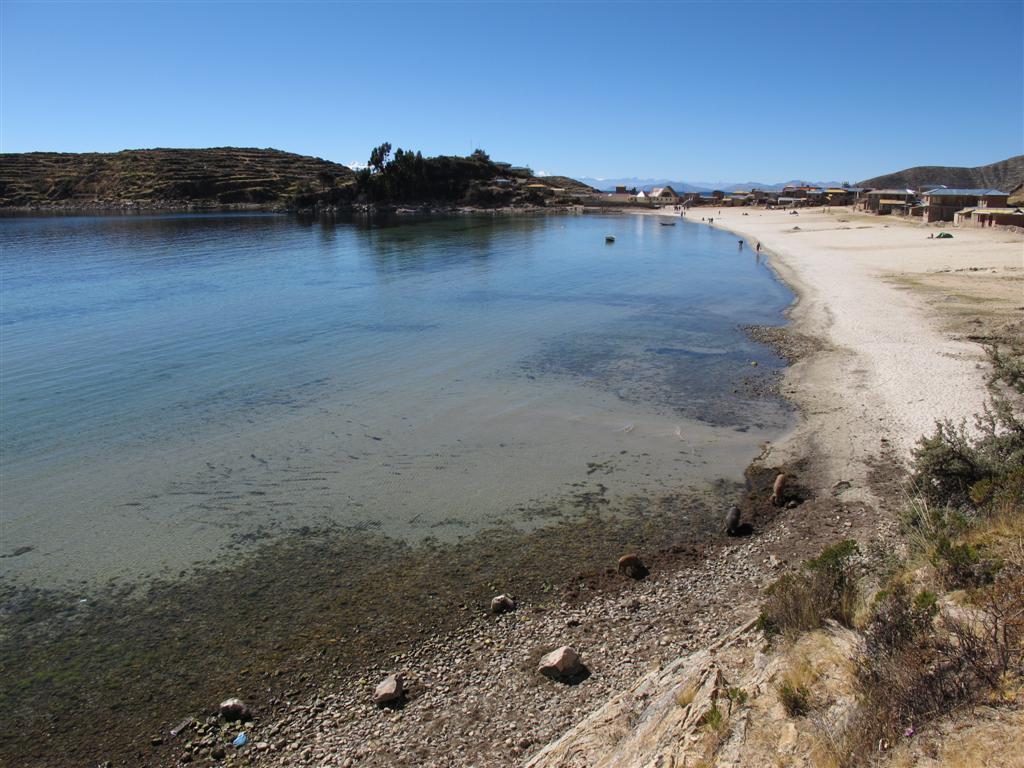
top-left (218, 698), bottom-right (250, 722)
top-left (490, 594), bottom-right (516, 614)
top-left (538, 645), bottom-right (586, 681)
top-left (373, 673), bottom-right (404, 706)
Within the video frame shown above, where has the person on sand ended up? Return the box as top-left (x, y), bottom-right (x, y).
top-left (756, 241), bottom-right (761, 251)
top-left (738, 239), bottom-right (744, 249)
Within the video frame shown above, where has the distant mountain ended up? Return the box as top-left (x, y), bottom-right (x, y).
top-left (575, 177), bottom-right (710, 193)
top-left (0, 147), bottom-right (357, 208)
top-left (575, 177), bottom-right (843, 193)
top-left (857, 155), bottom-right (1024, 195)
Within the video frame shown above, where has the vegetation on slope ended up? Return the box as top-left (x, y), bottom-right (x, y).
top-left (759, 347), bottom-right (1024, 767)
top-left (291, 143), bottom-right (595, 210)
top-left (0, 144), bottom-right (596, 211)
top-left (0, 147), bottom-right (356, 208)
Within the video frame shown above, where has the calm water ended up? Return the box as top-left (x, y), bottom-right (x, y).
top-left (0, 212), bottom-right (793, 589)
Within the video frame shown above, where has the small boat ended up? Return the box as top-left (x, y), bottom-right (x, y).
top-left (605, 235), bottom-right (615, 243)
top-left (660, 221), bottom-right (676, 226)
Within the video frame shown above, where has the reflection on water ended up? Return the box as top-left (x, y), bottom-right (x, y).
top-left (0, 211), bottom-right (793, 589)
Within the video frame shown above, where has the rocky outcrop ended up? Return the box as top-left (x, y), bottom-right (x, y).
top-left (527, 619), bottom-right (862, 768)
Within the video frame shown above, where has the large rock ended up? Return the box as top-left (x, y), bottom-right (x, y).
top-left (373, 673), bottom-right (404, 706)
top-left (538, 646), bottom-right (586, 681)
top-left (218, 698), bottom-right (250, 722)
top-left (490, 594), bottom-right (517, 614)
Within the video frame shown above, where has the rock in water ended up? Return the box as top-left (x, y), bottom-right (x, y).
top-left (617, 553), bottom-right (647, 580)
top-left (490, 594), bottom-right (516, 614)
top-left (373, 673), bottom-right (404, 706)
top-left (724, 505), bottom-right (741, 536)
top-left (218, 698), bottom-right (250, 722)
top-left (538, 646), bottom-right (585, 681)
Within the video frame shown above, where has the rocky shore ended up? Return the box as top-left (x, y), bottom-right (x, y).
top-left (156, 466), bottom-right (887, 767)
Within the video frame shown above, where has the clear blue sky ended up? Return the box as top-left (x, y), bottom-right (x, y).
top-left (2, 1), bottom-right (1022, 182)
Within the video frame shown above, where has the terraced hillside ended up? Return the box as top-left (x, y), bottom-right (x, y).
top-left (0, 147), bottom-right (356, 208)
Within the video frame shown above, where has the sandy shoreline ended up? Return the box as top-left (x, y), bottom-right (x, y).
top-left (654, 205), bottom-right (1022, 499)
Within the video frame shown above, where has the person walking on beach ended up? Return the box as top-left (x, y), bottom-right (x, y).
top-left (756, 241), bottom-right (761, 252)
top-left (738, 239), bottom-right (744, 249)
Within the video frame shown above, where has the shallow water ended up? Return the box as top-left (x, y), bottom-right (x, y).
top-left (0, 211), bottom-right (793, 589)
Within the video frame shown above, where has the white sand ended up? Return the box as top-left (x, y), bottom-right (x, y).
top-left (652, 205), bottom-right (1023, 495)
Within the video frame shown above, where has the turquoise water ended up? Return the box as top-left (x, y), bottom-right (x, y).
top-left (0, 212), bottom-right (793, 588)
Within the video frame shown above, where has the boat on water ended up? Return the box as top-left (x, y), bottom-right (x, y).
top-left (605, 235), bottom-right (615, 243)
top-left (660, 221), bottom-right (676, 226)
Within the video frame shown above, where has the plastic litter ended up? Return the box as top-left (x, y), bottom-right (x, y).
top-left (233, 732), bottom-right (248, 747)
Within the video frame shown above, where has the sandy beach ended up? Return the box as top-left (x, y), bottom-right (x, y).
top-left (661, 205), bottom-right (1023, 501)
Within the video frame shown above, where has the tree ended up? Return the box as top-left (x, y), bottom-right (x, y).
top-left (369, 142), bottom-right (392, 175)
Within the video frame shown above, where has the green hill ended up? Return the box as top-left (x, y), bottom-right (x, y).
top-left (0, 147), bottom-right (357, 209)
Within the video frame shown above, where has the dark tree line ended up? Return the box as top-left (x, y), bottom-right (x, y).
top-left (354, 144), bottom-right (506, 203)
top-left (289, 144), bottom-right (535, 209)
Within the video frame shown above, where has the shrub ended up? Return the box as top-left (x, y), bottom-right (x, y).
top-left (930, 536), bottom-right (995, 589)
top-left (726, 686), bottom-right (748, 706)
top-left (986, 341), bottom-right (1024, 395)
top-left (702, 702), bottom-right (725, 731)
top-left (863, 583), bottom-right (936, 653)
top-left (775, 658), bottom-right (819, 720)
top-left (909, 400), bottom-right (1024, 510)
top-left (758, 541), bottom-right (860, 637)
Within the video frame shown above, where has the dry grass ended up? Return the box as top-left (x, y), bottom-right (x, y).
top-left (673, 683), bottom-right (697, 709)
top-left (776, 659), bottom-right (818, 717)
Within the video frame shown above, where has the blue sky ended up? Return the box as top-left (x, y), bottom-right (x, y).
top-left (2, 1), bottom-right (1022, 182)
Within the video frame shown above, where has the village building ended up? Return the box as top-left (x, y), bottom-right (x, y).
top-left (861, 189), bottom-right (916, 215)
top-left (920, 188), bottom-right (1010, 222)
top-left (648, 186), bottom-right (680, 205)
top-left (954, 207), bottom-right (1024, 229)
top-left (780, 185), bottom-right (821, 200)
top-left (825, 188), bottom-right (855, 205)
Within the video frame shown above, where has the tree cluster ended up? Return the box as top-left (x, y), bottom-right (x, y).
top-left (354, 143), bottom-right (512, 204)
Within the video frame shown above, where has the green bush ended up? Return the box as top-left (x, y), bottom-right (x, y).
top-left (930, 537), bottom-right (996, 589)
top-left (909, 400), bottom-right (1024, 510)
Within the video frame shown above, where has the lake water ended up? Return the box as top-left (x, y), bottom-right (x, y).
top-left (0, 211), bottom-right (793, 590)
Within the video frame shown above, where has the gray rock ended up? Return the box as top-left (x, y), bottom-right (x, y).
top-left (218, 698), bottom-right (250, 722)
top-left (373, 673), bottom-right (404, 706)
top-left (538, 645), bottom-right (585, 680)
